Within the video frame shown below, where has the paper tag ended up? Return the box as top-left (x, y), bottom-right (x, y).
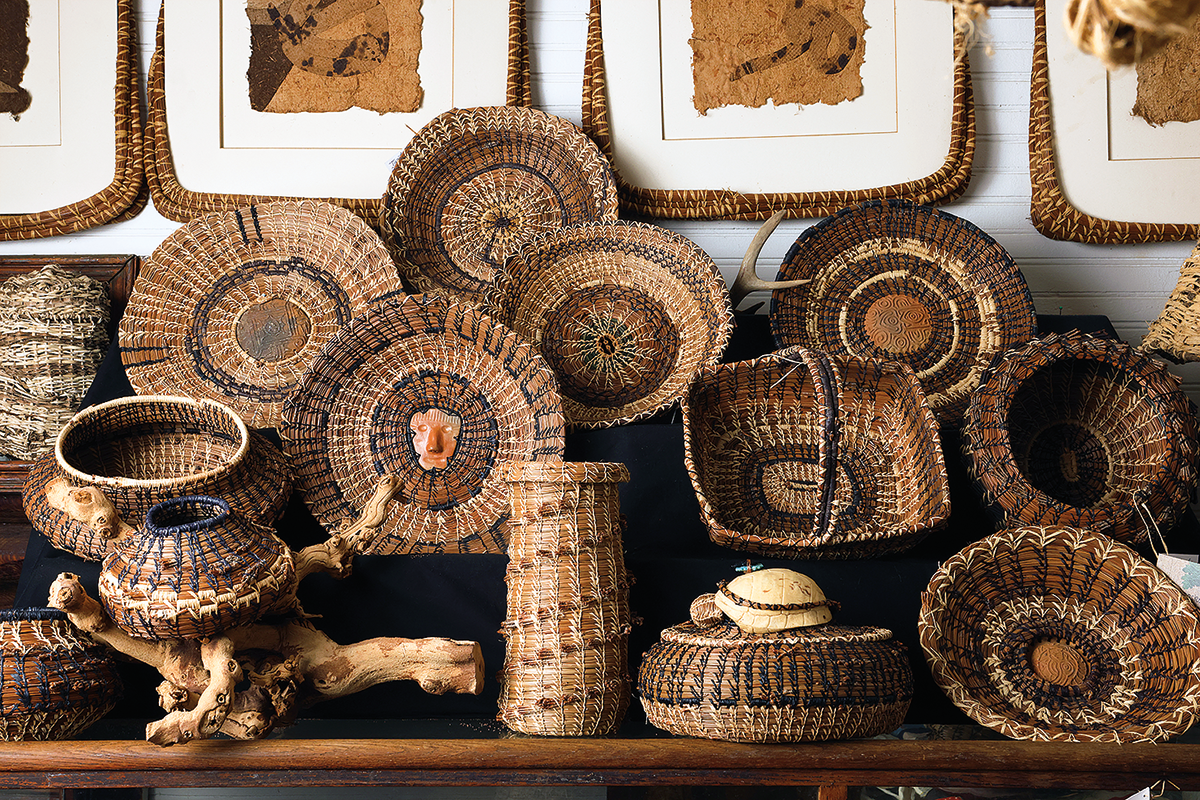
top-left (1122, 788), bottom-right (1151, 800)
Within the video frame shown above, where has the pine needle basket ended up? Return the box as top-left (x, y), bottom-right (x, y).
top-left (919, 525), bottom-right (1200, 743)
top-left (100, 496), bottom-right (294, 641)
top-left (769, 199), bottom-right (1037, 425)
top-left (0, 608), bottom-right (123, 741)
top-left (486, 221), bottom-right (733, 427)
top-left (379, 106), bottom-right (619, 306)
top-left (497, 460), bottom-right (631, 736)
top-left (0, 265), bottom-right (111, 460)
top-left (682, 347), bottom-right (949, 559)
top-left (120, 200), bottom-right (404, 428)
top-left (23, 395), bottom-right (293, 561)
top-left (280, 294), bottom-right (565, 556)
top-left (1143, 242), bottom-right (1200, 362)
top-left (639, 610), bottom-right (912, 742)
top-left (962, 331), bottom-right (1199, 544)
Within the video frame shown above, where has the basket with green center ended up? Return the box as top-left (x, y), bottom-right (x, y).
top-left (280, 294), bottom-right (565, 556)
top-left (380, 106), bottom-right (618, 307)
top-left (920, 525), bottom-right (1200, 743)
top-left (962, 331), bottom-right (1199, 544)
top-left (769, 199), bottom-right (1037, 426)
top-left (682, 346), bottom-right (949, 559)
top-left (485, 220), bottom-right (732, 427)
top-left (120, 199), bottom-right (404, 428)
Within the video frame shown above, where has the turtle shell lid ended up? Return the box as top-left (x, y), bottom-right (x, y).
top-left (661, 618), bottom-right (893, 647)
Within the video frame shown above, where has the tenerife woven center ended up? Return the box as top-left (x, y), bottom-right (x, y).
top-left (1021, 422), bottom-right (1112, 507)
top-left (442, 167), bottom-right (563, 283)
top-left (541, 284), bottom-right (680, 409)
top-left (234, 297), bottom-right (312, 362)
top-left (863, 293), bottom-right (932, 355)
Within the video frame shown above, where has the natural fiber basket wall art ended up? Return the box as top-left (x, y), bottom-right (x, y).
top-left (119, 200), bottom-right (404, 429)
top-left (682, 347), bottom-right (949, 560)
top-left (920, 525), bottom-right (1200, 743)
top-left (280, 294), bottom-right (564, 556)
top-left (962, 331), bottom-right (1199, 544)
top-left (379, 106), bottom-right (619, 306)
top-left (23, 395), bottom-right (293, 562)
top-left (1143, 242), bottom-right (1200, 362)
top-left (639, 568), bottom-right (912, 742)
top-left (0, 607), bottom-right (122, 741)
top-left (100, 496), bottom-right (294, 642)
top-left (0, 0), bottom-right (145, 241)
top-left (144, 1), bottom-right (532, 226)
top-left (497, 460), bottom-right (631, 736)
top-left (769, 199), bottom-right (1037, 426)
top-left (485, 221), bottom-right (733, 427)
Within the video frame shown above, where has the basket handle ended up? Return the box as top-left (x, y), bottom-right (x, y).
top-left (776, 347), bottom-right (840, 541)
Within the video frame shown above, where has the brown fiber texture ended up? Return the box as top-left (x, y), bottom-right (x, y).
top-left (683, 346), bottom-right (949, 559)
top-left (0, 0), bottom-right (31, 117)
top-left (920, 525), bottom-right (1200, 743)
top-left (1143, 242), bottom-right (1200, 361)
top-left (486, 221), bottom-right (732, 428)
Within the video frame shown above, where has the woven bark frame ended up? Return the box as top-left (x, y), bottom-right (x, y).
top-left (1028, 0), bottom-right (1200, 243)
top-left (145, 0), bottom-right (533, 228)
top-left (580, 0), bottom-right (976, 220)
top-left (0, 0), bottom-right (145, 241)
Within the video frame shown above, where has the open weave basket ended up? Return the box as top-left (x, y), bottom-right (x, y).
top-left (281, 294), bottom-right (564, 556)
top-left (639, 604), bottom-right (912, 742)
top-left (120, 200), bottom-right (404, 428)
top-left (485, 221), bottom-right (732, 427)
top-left (0, 608), bottom-right (122, 741)
top-left (23, 395), bottom-right (293, 561)
top-left (769, 199), bottom-right (1037, 425)
top-left (0, 265), bottom-right (111, 460)
top-left (497, 460), bottom-right (631, 736)
top-left (683, 347), bottom-right (949, 559)
top-left (920, 525), bottom-right (1200, 743)
top-left (379, 106), bottom-right (619, 306)
top-left (1143, 242), bottom-right (1200, 362)
top-left (100, 496), bottom-right (294, 641)
top-left (962, 331), bottom-right (1199, 544)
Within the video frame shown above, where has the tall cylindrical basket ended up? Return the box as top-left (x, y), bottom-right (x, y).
top-left (498, 460), bottom-right (631, 736)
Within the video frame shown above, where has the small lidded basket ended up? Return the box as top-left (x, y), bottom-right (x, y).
top-left (0, 607), bottom-right (122, 741)
top-left (639, 568), bottom-right (912, 742)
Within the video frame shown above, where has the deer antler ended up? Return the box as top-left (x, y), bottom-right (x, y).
top-left (729, 210), bottom-right (810, 310)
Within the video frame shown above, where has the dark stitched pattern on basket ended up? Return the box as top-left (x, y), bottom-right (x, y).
top-left (919, 526), bottom-right (1200, 743)
top-left (486, 221), bottom-right (733, 428)
top-left (0, 610), bottom-right (122, 741)
top-left (962, 331), bottom-right (1200, 544)
top-left (381, 106), bottom-right (619, 306)
top-left (281, 294), bottom-right (564, 555)
top-left (769, 199), bottom-right (1036, 425)
top-left (715, 582), bottom-right (841, 615)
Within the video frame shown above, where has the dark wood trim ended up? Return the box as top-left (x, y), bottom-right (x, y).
top-left (1, 737), bottom-right (1199, 790)
top-left (0, 255), bottom-right (138, 501)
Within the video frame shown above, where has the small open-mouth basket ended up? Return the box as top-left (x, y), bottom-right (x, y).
top-left (120, 199), bottom-right (404, 428)
top-left (1, 607), bottom-right (122, 741)
top-left (379, 106), bottom-right (619, 306)
top-left (100, 495), bottom-right (294, 641)
top-left (486, 221), bottom-right (733, 427)
top-left (920, 525), bottom-right (1200, 743)
top-left (962, 331), bottom-right (1199, 544)
top-left (682, 347), bottom-right (949, 559)
top-left (1143, 242), bottom-right (1200, 363)
top-left (769, 199), bottom-right (1037, 425)
top-left (23, 395), bottom-right (293, 561)
top-left (281, 294), bottom-right (565, 555)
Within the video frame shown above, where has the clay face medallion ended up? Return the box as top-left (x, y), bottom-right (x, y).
top-left (410, 408), bottom-right (461, 471)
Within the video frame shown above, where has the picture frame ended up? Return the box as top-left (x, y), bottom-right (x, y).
top-left (0, 254), bottom-right (138, 498)
top-left (146, 0), bottom-right (533, 227)
top-left (579, 0), bottom-right (976, 220)
top-left (1029, 0), bottom-right (1200, 243)
top-left (0, 0), bottom-right (145, 242)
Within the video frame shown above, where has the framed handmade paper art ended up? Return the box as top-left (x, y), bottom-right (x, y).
top-left (1029, 0), bottom-right (1200, 243)
top-left (0, 0), bottom-right (144, 241)
top-left (146, 0), bottom-right (532, 226)
top-left (580, 0), bottom-right (975, 220)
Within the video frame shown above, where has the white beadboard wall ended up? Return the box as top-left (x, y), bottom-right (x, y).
top-left (2, 1), bottom-right (1198, 396)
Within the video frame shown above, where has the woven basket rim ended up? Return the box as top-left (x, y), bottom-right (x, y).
top-left (54, 395), bottom-right (250, 490)
top-left (498, 460), bottom-right (629, 484)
